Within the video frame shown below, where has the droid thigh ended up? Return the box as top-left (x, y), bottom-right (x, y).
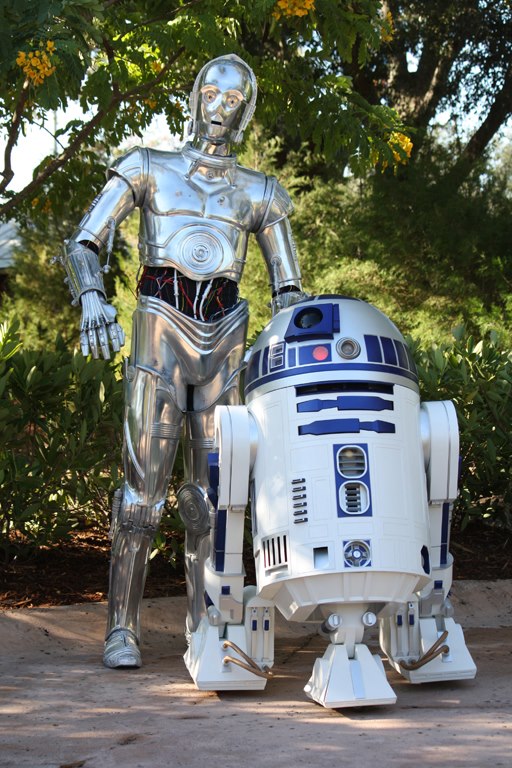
top-left (106, 364), bottom-right (183, 641)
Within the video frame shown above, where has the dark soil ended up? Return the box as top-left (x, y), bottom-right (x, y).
top-left (0, 520), bottom-right (510, 610)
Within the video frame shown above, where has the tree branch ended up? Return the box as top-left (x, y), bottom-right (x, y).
top-left (462, 64), bottom-right (512, 163)
top-left (1, 80), bottom-right (31, 195)
top-left (445, 62), bottom-right (512, 188)
top-left (0, 46), bottom-right (186, 221)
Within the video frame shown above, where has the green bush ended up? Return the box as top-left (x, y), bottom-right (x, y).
top-left (412, 327), bottom-right (512, 530)
top-left (1, 317), bottom-right (510, 566)
top-left (0, 319), bottom-right (124, 563)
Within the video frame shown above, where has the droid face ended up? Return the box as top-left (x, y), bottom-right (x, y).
top-left (190, 55), bottom-right (257, 144)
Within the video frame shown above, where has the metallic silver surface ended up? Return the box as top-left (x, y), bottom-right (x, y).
top-left (61, 241), bottom-right (106, 303)
top-left (79, 290), bottom-right (125, 359)
top-left (189, 54), bottom-right (257, 145)
top-left (104, 297), bottom-right (249, 650)
top-left (71, 144), bottom-right (302, 294)
top-left (64, 55), bottom-right (303, 665)
top-left (177, 484), bottom-right (211, 637)
top-left (103, 628), bottom-right (141, 669)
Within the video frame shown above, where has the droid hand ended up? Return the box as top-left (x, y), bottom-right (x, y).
top-left (271, 288), bottom-right (309, 316)
top-left (79, 290), bottom-right (125, 360)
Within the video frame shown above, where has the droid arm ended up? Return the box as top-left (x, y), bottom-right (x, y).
top-left (255, 178), bottom-right (306, 314)
top-left (60, 167), bottom-right (139, 359)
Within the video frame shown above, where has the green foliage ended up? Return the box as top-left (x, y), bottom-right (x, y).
top-left (413, 328), bottom-right (512, 529)
top-left (0, 319), bottom-right (124, 562)
top-left (0, 0), bottom-right (407, 221)
top-left (240, 134), bottom-right (512, 345)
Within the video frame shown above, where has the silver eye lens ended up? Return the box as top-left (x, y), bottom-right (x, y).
top-left (336, 338), bottom-right (361, 359)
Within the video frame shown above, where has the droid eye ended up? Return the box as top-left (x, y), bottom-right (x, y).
top-left (203, 89), bottom-right (217, 103)
top-left (336, 337), bottom-right (361, 359)
top-left (226, 94), bottom-right (240, 108)
top-left (294, 307), bottom-right (323, 329)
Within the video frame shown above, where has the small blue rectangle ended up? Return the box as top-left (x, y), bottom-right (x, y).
top-left (397, 614), bottom-right (403, 627)
top-left (221, 585), bottom-right (230, 595)
top-left (434, 580), bottom-right (443, 590)
top-left (288, 347), bottom-right (296, 368)
top-left (213, 550), bottom-right (225, 572)
top-left (252, 620), bottom-right (258, 631)
top-left (394, 340), bottom-right (409, 369)
top-left (409, 614), bottom-right (415, 626)
top-left (440, 502), bottom-right (450, 566)
top-left (333, 304), bottom-right (340, 332)
top-left (213, 509), bottom-right (227, 572)
top-left (262, 346), bottom-right (270, 375)
top-left (264, 620), bottom-right (270, 631)
top-left (245, 349), bottom-right (260, 387)
top-left (381, 337), bottom-right (398, 365)
top-left (364, 335), bottom-right (382, 362)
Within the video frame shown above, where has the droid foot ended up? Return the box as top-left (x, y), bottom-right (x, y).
top-left (103, 628), bottom-right (141, 669)
top-left (384, 617), bottom-right (476, 684)
top-left (304, 643), bottom-right (396, 708)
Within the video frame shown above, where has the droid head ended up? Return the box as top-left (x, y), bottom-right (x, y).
top-left (244, 295), bottom-right (419, 402)
top-left (189, 54), bottom-right (257, 146)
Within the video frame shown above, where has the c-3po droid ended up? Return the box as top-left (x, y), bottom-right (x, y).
top-left (185, 294), bottom-right (476, 707)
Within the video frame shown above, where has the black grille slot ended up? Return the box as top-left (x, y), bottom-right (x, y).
top-left (296, 381), bottom-right (393, 396)
top-left (263, 534), bottom-right (289, 571)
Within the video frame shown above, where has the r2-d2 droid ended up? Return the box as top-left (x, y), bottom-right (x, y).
top-left (185, 295), bottom-right (476, 707)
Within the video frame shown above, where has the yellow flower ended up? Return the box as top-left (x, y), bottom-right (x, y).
top-left (16, 44), bottom-right (56, 86)
top-left (273, 0), bottom-right (315, 20)
top-left (381, 10), bottom-right (395, 43)
top-left (389, 131), bottom-right (413, 164)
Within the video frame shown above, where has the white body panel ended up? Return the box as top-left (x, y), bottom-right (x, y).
top-left (185, 296), bottom-right (476, 706)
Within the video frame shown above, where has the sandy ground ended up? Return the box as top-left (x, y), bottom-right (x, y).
top-left (1, 580), bottom-right (511, 768)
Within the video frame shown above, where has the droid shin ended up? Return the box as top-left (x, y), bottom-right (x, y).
top-left (184, 295), bottom-right (476, 707)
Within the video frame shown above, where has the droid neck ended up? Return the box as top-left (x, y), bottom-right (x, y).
top-left (182, 142), bottom-right (238, 180)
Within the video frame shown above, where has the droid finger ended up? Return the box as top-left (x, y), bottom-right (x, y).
top-left (88, 328), bottom-right (99, 359)
top-left (79, 330), bottom-right (90, 358)
top-left (107, 322), bottom-right (120, 353)
top-left (97, 324), bottom-right (111, 360)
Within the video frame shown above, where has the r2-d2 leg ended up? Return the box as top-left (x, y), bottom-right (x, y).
top-left (184, 406), bottom-right (275, 690)
top-left (379, 402), bottom-right (476, 682)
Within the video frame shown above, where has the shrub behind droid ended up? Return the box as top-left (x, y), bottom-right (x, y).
top-left (184, 295), bottom-right (476, 707)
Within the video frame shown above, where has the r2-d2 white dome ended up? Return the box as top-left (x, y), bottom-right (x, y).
top-left (185, 295), bottom-right (476, 708)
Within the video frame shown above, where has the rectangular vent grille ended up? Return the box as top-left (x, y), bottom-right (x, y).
top-left (344, 483), bottom-right (363, 513)
top-left (263, 534), bottom-right (289, 571)
top-left (338, 446), bottom-right (366, 477)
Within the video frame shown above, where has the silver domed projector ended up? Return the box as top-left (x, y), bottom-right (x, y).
top-left (185, 295), bottom-right (476, 708)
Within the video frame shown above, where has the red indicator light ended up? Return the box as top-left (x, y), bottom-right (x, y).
top-left (313, 346), bottom-right (329, 361)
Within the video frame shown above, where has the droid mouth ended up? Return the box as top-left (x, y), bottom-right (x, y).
top-left (211, 119), bottom-right (223, 125)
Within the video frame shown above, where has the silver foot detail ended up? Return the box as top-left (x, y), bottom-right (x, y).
top-left (103, 628), bottom-right (141, 669)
